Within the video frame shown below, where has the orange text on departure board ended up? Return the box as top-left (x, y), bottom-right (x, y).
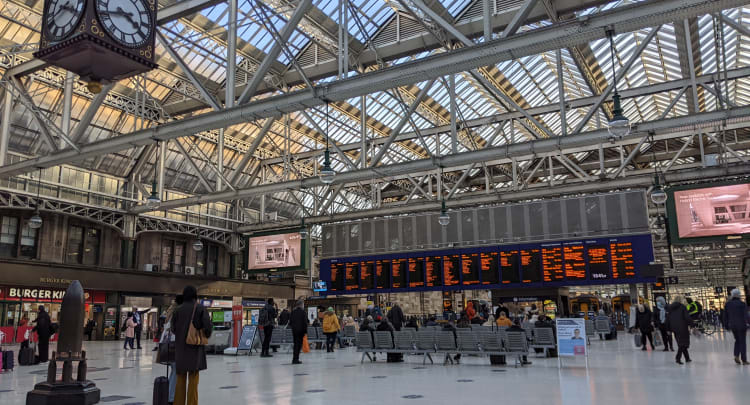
top-left (409, 257), bottom-right (424, 287)
top-left (611, 242), bottom-right (635, 278)
top-left (461, 253), bottom-right (479, 285)
top-left (375, 260), bottom-right (386, 288)
top-left (443, 255), bottom-right (460, 286)
top-left (345, 262), bottom-right (358, 290)
top-left (563, 245), bottom-right (586, 280)
top-left (500, 251), bottom-right (517, 283)
top-left (588, 245), bottom-right (609, 280)
top-left (481, 252), bottom-right (498, 284)
top-left (360, 261), bottom-right (374, 288)
top-left (541, 247), bottom-right (563, 282)
top-left (392, 259), bottom-right (405, 287)
top-left (426, 256), bottom-right (441, 286)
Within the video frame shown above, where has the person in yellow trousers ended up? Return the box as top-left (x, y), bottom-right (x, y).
top-left (322, 307), bottom-right (340, 353)
top-left (171, 286), bottom-right (213, 405)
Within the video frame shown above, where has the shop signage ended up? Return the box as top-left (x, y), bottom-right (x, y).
top-left (8, 288), bottom-right (66, 300)
top-left (212, 300), bottom-right (233, 308)
top-left (242, 300), bottom-right (266, 308)
top-left (556, 318), bottom-right (587, 358)
top-left (238, 325), bottom-right (257, 351)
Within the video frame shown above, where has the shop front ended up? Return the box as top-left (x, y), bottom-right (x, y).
top-left (0, 285), bottom-right (106, 344)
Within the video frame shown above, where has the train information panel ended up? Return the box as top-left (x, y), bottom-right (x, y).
top-left (321, 234), bottom-right (654, 295)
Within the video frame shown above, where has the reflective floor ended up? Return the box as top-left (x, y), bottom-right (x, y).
top-left (0, 332), bottom-right (748, 404)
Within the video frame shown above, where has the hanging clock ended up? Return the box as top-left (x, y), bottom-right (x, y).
top-left (34, 0), bottom-right (157, 93)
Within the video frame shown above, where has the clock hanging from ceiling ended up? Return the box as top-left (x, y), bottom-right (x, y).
top-left (34, 0), bottom-right (157, 93)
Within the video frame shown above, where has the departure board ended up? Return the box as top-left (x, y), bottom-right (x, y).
top-left (443, 254), bottom-right (460, 286)
top-left (426, 255), bottom-right (442, 287)
top-left (501, 250), bottom-right (521, 284)
top-left (392, 258), bottom-right (407, 288)
top-left (321, 234), bottom-right (655, 295)
top-left (360, 260), bottom-right (375, 290)
top-left (611, 242), bottom-right (636, 279)
top-left (375, 259), bottom-right (391, 289)
top-left (521, 248), bottom-right (542, 283)
top-left (409, 257), bottom-right (425, 287)
top-left (330, 262), bottom-right (345, 291)
top-left (541, 246), bottom-right (563, 282)
top-left (480, 251), bottom-right (499, 285)
top-left (587, 244), bottom-right (609, 280)
top-left (563, 244), bottom-right (586, 280)
top-left (345, 262), bottom-right (359, 290)
top-left (461, 253), bottom-right (480, 285)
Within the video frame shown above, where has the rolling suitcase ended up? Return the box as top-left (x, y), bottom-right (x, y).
top-left (153, 363), bottom-right (169, 405)
top-left (3, 350), bottom-right (14, 370)
top-left (19, 346), bottom-right (34, 366)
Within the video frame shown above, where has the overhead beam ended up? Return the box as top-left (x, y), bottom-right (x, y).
top-left (173, 138), bottom-right (213, 191)
top-left (129, 105), bottom-right (750, 213)
top-left (70, 83), bottom-right (115, 144)
top-left (156, 0), bottom-right (226, 25)
top-left (227, 117), bottom-right (276, 186)
top-left (1, 0), bottom-right (743, 177)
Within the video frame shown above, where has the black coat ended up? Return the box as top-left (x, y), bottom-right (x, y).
top-left (667, 303), bottom-right (692, 347)
top-left (636, 309), bottom-right (653, 333)
top-left (388, 305), bottom-right (404, 331)
top-left (33, 310), bottom-right (52, 339)
top-left (171, 300), bottom-right (213, 373)
top-left (652, 305), bottom-right (669, 328)
top-left (724, 298), bottom-right (748, 330)
top-left (289, 308), bottom-right (308, 335)
top-left (278, 309), bottom-right (291, 326)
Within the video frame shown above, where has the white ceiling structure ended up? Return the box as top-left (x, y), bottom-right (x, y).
top-left (1, 0), bottom-right (749, 287)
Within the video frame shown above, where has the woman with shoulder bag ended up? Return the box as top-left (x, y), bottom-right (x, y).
top-left (171, 286), bottom-right (212, 405)
top-left (158, 295), bottom-right (183, 405)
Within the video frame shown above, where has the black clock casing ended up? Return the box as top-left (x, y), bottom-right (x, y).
top-left (34, 0), bottom-right (157, 84)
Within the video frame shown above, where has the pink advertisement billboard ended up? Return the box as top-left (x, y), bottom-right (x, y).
top-left (673, 183), bottom-right (750, 238)
top-left (247, 232), bottom-right (302, 270)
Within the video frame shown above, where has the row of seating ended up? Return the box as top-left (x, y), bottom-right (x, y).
top-left (355, 327), bottom-right (556, 367)
top-left (267, 325), bottom-right (359, 349)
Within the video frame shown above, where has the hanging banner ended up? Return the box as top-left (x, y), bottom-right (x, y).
top-left (556, 318), bottom-right (587, 357)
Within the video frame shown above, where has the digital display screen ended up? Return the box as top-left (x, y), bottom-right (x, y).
top-left (611, 242), bottom-right (636, 279)
top-left (330, 262), bottom-right (344, 291)
top-left (443, 254), bottom-right (460, 286)
top-left (392, 258), bottom-right (407, 288)
top-left (501, 251), bottom-right (521, 284)
top-left (481, 251), bottom-right (499, 285)
top-left (563, 244), bottom-right (586, 280)
top-left (360, 260), bottom-right (375, 290)
top-left (672, 182), bottom-right (750, 239)
top-left (426, 256), bottom-right (442, 287)
top-left (375, 260), bottom-right (390, 289)
top-left (541, 246), bottom-right (563, 282)
top-left (409, 257), bottom-right (425, 287)
top-left (320, 234), bottom-right (654, 294)
top-left (247, 232), bottom-right (302, 270)
top-left (521, 248), bottom-right (542, 283)
top-left (587, 243), bottom-right (609, 280)
top-left (461, 253), bottom-right (480, 285)
top-left (345, 262), bottom-right (359, 290)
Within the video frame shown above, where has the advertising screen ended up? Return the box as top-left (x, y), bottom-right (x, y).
top-left (247, 232), bottom-right (302, 270)
top-left (671, 182), bottom-right (750, 240)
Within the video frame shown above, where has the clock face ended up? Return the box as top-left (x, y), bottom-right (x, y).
top-left (95, 0), bottom-right (153, 48)
top-left (44, 0), bottom-right (85, 41)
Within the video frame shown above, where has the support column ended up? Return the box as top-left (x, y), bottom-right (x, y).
top-left (483, 0), bottom-right (491, 41)
top-left (61, 71), bottom-right (74, 149)
top-left (556, 49), bottom-right (566, 136)
top-left (0, 86), bottom-right (11, 167)
top-left (449, 74), bottom-right (458, 154)
top-left (158, 140), bottom-right (166, 200)
top-left (361, 95), bottom-right (367, 168)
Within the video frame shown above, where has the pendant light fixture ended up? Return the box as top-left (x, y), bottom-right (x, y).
top-left (192, 204), bottom-right (203, 252)
top-left (606, 29), bottom-right (630, 139)
top-left (319, 102), bottom-right (336, 184)
top-left (146, 141), bottom-right (161, 208)
top-left (28, 168), bottom-right (43, 229)
top-left (647, 132), bottom-right (668, 205)
top-left (299, 218), bottom-right (309, 240)
top-left (437, 167), bottom-right (450, 226)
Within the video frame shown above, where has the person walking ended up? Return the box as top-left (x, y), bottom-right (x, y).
top-left (653, 296), bottom-right (674, 352)
top-left (123, 312), bottom-right (136, 350)
top-left (278, 307), bottom-right (291, 327)
top-left (667, 296), bottom-right (693, 365)
top-left (32, 306), bottom-right (52, 362)
top-left (322, 308), bottom-right (340, 353)
top-left (171, 286), bottom-right (212, 405)
top-left (84, 319), bottom-right (96, 341)
top-left (260, 298), bottom-right (278, 358)
top-left (133, 310), bottom-right (145, 349)
top-left (636, 304), bottom-right (655, 351)
top-left (289, 300), bottom-right (307, 365)
top-left (724, 288), bottom-right (749, 365)
top-left (388, 303), bottom-right (405, 331)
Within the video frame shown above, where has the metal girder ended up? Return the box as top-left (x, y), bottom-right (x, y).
top-left (238, 162), bottom-right (749, 231)
top-left (70, 83), bottom-right (114, 144)
top-left (173, 138), bottom-right (213, 191)
top-left (130, 104), bottom-right (750, 214)
top-left (182, 137), bottom-right (237, 191)
top-left (1, 0), bottom-right (744, 177)
top-left (299, 109), bottom-right (358, 171)
top-left (156, 0), bottom-right (226, 25)
top-left (157, 31), bottom-right (222, 111)
top-left (501, 0), bottom-right (541, 38)
top-left (9, 76), bottom-right (62, 152)
top-left (237, 0), bottom-right (313, 105)
top-left (227, 117), bottom-right (276, 186)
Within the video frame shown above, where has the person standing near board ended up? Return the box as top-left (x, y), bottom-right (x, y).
top-left (289, 300), bottom-right (307, 365)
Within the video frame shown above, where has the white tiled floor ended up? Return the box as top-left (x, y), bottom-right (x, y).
top-left (0, 332), bottom-right (748, 404)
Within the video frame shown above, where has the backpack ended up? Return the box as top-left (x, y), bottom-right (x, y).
top-left (258, 307), bottom-right (269, 327)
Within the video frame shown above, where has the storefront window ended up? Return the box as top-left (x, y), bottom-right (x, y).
top-left (83, 228), bottom-right (100, 265)
top-left (161, 239), bottom-right (186, 273)
top-left (0, 216), bottom-right (18, 257)
top-left (174, 242), bottom-right (185, 273)
top-left (66, 225), bottom-right (84, 264)
top-left (207, 245), bottom-right (218, 276)
top-left (19, 222), bottom-right (38, 259)
top-left (160, 240), bottom-right (172, 272)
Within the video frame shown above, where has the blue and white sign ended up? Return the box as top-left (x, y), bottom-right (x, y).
top-left (238, 325), bottom-right (257, 351)
top-left (556, 318), bottom-right (587, 357)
